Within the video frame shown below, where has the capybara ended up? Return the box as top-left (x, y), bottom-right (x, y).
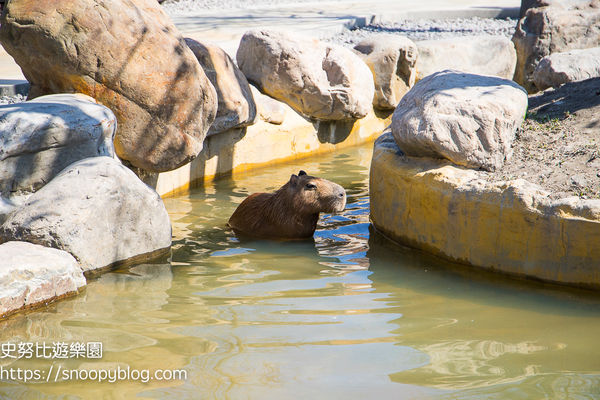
top-left (228, 170), bottom-right (346, 239)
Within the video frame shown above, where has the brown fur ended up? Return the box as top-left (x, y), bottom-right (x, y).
top-left (228, 171), bottom-right (346, 239)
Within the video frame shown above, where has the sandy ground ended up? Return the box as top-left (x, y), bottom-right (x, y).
top-left (490, 78), bottom-right (600, 200)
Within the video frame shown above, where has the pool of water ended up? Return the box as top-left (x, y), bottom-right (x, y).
top-left (1, 144), bottom-right (600, 399)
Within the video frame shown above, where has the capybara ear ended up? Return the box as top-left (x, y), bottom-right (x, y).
top-left (299, 170), bottom-right (307, 176)
top-left (289, 174), bottom-right (299, 186)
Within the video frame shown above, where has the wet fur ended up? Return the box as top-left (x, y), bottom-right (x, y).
top-left (228, 171), bottom-right (346, 239)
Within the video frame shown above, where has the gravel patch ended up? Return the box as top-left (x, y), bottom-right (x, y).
top-left (488, 78), bottom-right (600, 200)
top-left (324, 17), bottom-right (517, 46)
top-left (0, 94), bottom-right (26, 105)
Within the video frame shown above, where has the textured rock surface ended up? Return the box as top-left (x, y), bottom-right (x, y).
top-left (0, 94), bottom-right (116, 197)
top-left (185, 38), bottom-right (256, 135)
top-left (250, 85), bottom-right (286, 125)
top-left (0, 0), bottom-right (217, 172)
top-left (0, 157), bottom-right (172, 272)
top-left (532, 47), bottom-right (600, 90)
top-left (354, 35), bottom-right (418, 110)
top-left (370, 132), bottom-right (600, 289)
top-left (237, 29), bottom-right (374, 121)
top-left (415, 36), bottom-right (517, 81)
top-left (0, 241), bottom-right (85, 317)
top-left (391, 70), bottom-right (528, 172)
top-left (512, 1), bottom-right (600, 93)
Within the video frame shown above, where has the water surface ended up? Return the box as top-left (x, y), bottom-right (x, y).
top-left (1, 144), bottom-right (599, 399)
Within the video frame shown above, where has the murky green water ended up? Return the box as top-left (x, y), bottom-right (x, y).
top-left (1, 144), bottom-right (600, 399)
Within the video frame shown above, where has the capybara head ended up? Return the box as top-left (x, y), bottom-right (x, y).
top-left (284, 170), bottom-right (346, 215)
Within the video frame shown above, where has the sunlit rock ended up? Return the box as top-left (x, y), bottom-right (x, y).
top-left (415, 36), bottom-right (516, 81)
top-left (0, 0), bottom-right (217, 172)
top-left (185, 38), bottom-right (257, 135)
top-left (391, 70), bottom-right (527, 172)
top-left (533, 47), bottom-right (600, 90)
top-left (0, 94), bottom-right (116, 198)
top-left (354, 35), bottom-right (418, 110)
top-left (237, 29), bottom-right (374, 121)
top-left (0, 157), bottom-right (172, 272)
top-left (0, 241), bottom-right (85, 317)
top-left (512, 0), bottom-right (600, 92)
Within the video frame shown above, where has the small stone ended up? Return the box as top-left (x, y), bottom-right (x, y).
top-left (0, 241), bottom-right (85, 317)
top-left (571, 174), bottom-right (587, 188)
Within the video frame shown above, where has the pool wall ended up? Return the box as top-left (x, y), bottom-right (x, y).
top-left (153, 101), bottom-right (391, 197)
top-left (370, 132), bottom-right (600, 289)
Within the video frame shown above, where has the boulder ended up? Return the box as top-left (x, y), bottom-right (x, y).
top-left (512, 0), bottom-right (600, 92)
top-left (532, 47), bottom-right (600, 90)
top-left (0, 157), bottom-right (172, 272)
top-left (353, 35), bottom-right (418, 110)
top-left (0, 0), bottom-right (218, 172)
top-left (250, 85), bottom-right (286, 125)
top-left (185, 38), bottom-right (257, 135)
top-left (236, 29), bottom-right (374, 121)
top-left (519, 0), bottom-right (590, 17)
top-left (0, 241), bottom-right (85, 317)
top-left (391, 70), bottom-right (528, 172)
top-left (0, 93), bottom-right (116, 198)
top-left (415, 36), bottom-right (516, 81)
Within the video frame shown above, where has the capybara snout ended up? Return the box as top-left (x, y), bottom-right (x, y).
top-left (228, 170), bottom-right (347, 239)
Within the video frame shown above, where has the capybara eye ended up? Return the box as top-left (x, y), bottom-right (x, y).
top-left (305, 183), bottom-right (316, 190)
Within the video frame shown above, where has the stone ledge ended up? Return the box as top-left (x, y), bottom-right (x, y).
top-left (155, 105), bottom-right (391, 197)
top-left (370, 132), bottom-right (600, 289)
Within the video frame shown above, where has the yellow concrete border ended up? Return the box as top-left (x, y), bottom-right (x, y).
top-left (155, 105), bottom-right (391, 197)
top-left (370, 132), bottom-right (600, 289)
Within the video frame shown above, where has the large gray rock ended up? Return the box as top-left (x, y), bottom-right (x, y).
top-left (391, 70), bottom-right (528, 172)
top-left (236, 29), bottom-right (374, 121)
top-left (0, 157), bottom-right (172, 272)
top-left (185, 38), bottom-right (257, 135)
top-left (416, 36), bottom-right (517, 81)
top-left (533, 47), bottom-right (600, 90)
top-left (512, 0), bottom-right (600, 92)
top-left (354, 35), bottom-right (418, 110)
top-left (0, 241), bottom-right (85, 317)
top-left (0, 0), bottom-right (218, 172)
top-left (0, 93), bottom-right (116, 198)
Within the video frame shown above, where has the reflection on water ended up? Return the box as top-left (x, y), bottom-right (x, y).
top-left (1, 145), bottom-right (600, 399)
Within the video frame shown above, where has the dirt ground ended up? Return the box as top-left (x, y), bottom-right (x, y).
top-left (489, 77), bottom-right (600, 200)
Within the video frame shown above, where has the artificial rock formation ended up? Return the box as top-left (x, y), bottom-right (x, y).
top-left (415, 36), bottom-right (517, 81)
top-left (185, 38), bottom-right (257, 135)
top-left (0, 241), bottom-right (86, 317)
top-left (0, 94), bottom-right (116, 197)
top-left (370, 132), bottom-right (600, 289)
top-left (0, 157), bottom-right (172, 272)
top-left (512, 0), bottom-right (600, 92)
top-left (354, 35), bottom-right (418, 110)
top-left (533, 47), bottom-right (600, 90)
top-left (391, 70), bottom-right (528, 172)
top-left (0, 0), bottom-right (217, 172)
top-left (236, 29), bottom-right (374, 121)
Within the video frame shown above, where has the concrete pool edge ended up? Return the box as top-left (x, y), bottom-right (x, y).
top-left (370, 132), bottom-right (600, 289)
top-left (154, 107), bottom-right (392, 198)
